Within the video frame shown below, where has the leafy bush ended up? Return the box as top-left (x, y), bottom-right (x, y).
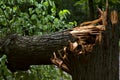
top-left (0, 0), bottom-right (76, 36)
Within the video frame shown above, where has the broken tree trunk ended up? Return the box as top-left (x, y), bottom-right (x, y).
top-left (68, 20), bottom-right (119, 80)
top-left (0, 24), bottom-right (104, 72)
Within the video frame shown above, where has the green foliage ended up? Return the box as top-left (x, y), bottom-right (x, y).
top-left (0, 0), bottom-right (75, 80)
top-left (74, 0), bottom-right (87, 6)
top-left (0, 55), bottom-right (72, 80)
top-left (0, 0), bottom-right (76, 36)
top-left (74, 0), bottom-right (88, 14)
top-left (8, 65), bottom-right (71, 80)
top-left (0, 55), bottom-right (13, 80)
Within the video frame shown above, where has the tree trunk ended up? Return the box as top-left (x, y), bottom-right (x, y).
top-left (70, 23), bottom-right (119, 80)
top-left (88, 0), bottom-right (95, 20)
top-left (69, 6), bottom-right (119, 79)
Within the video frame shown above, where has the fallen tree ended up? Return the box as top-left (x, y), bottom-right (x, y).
top-left (0, 2), bottom-right (119, 80)
top-left (0, 21), bottom-right (105, 72)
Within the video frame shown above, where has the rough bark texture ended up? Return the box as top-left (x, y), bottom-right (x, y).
top-left (70, 23), bottom-right (119, 80)
top-left (69, 2), bottom-right (119, 79)
top-left (69, 7), bottom-right (119, 80)
top-left (0, 31), bottom-right (75, 72)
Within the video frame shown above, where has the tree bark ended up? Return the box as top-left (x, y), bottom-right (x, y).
top-left (0, 31), bottom-right (75, 72)
top-left (88, 0), bottom-right (95, 20)
top-left (70, 23), bottom-right (119, 80)
top-left (69, 2), bottom-right (119, 79)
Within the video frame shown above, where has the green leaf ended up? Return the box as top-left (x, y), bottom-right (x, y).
top-left (74, 0), bottom-right (87, 6)
top-left (51, 7), bottom-right (56, 15)
top-left (13, 6), bottom-right (17, 12)
top-left (59, 9), bottom-right (70, 20)
top-left (63, 9), bottom-right (70, 14)
top-left (43, 1), bottom-right (49, 7)
top-left (29, 8), bottom-right (34, 15)
top-left (35, 8), bottom-right (41, 14)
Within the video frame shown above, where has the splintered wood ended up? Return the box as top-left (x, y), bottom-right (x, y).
top-left (51, 22), bottom-right (106, 74)
top-left (110, 10), bottom-right (118, 25)
top-left (51, 7), bottom-right (107, 74)
top-left (69, 24), bottom-right (105, 53)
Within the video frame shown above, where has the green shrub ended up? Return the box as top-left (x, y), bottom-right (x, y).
top-left (0, 0), bottom-right (76, 36)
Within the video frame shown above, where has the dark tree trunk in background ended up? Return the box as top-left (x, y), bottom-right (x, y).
top-left (88, 0), bottom-right (95, 20)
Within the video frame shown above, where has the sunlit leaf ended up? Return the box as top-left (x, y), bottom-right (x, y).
top-left (43, 1), bottom-right (49, 7)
